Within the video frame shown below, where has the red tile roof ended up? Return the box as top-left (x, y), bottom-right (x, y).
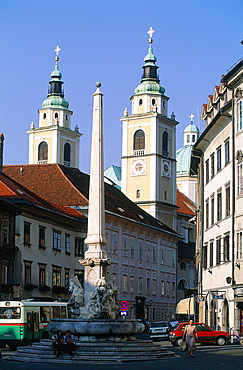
top-left (176, 189), bottom-right (196, 216)
top-left (3, 164), bottom-right (88, 206)
top-left (0, 173), bottom-right (86, 221)
top-left (3, 164), bottom-right (179, 237)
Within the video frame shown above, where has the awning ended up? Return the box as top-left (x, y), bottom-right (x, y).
top-left (176, 297), bottom-right (194, 315)
top-left (229, 297), bottom-right (243, 302)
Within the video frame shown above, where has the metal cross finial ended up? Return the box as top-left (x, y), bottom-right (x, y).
top-left (189, 113), bottom-right (194, 122)
top-left (54, 45), bottom-right (61, 56)
top-left (147, 27), bottom-right (155, 39)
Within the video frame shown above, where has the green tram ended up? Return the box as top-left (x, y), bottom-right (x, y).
top-left (0, 300), bottom-right (68, 350)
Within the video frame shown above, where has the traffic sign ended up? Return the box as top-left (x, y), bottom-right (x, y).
top-left (120, 311), bottom-right (128, 316)
top-left (120, 301), bottom-right (129, 311)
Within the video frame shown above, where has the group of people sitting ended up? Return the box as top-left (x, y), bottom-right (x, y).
top-left (52, 330), bottom-right (76, 359)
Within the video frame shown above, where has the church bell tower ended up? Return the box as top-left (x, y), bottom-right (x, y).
top-left (27, 46), bottom-right (82, 168)
top-left (121, 28), bottom-right (178, 229)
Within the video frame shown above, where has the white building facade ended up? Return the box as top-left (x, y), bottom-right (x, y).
top-left (193, 59), bottom-right (243, 334)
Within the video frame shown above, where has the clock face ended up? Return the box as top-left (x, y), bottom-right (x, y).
top-left (163, 162), bottom-right (169, 173)
top-left (132, 159), bottom-right (146, 175)
top-left (162, 159), bottom-right (171, 177)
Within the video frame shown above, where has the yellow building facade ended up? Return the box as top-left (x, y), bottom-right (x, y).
top-left (121, 30), bottom-right (178, 230)
top-left (27, 47), bottom-right (81, 168)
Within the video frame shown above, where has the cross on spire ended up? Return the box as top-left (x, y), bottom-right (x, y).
top-left (54, 45), bottom-right (61, 56)
top-left (147, 27), bottom-right (155, 39)
top-left (189, 113), bottom-right (194, 122)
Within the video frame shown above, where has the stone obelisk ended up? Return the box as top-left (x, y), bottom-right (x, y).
top-left (81, 82), bottom-right (110, 303)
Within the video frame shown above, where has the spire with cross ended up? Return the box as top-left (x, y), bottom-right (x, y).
top-left (189, 113), bottom-right (194, 123)
top-left (54, 45), bottom-right (61, 56)
top-left (54, 45), bottom-right (61, 63)
top-left (147, 27), bottom-right (155, 42)
top-left (147, 26), bottom-right (155, 39)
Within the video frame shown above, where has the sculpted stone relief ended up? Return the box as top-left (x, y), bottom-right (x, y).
top-left (68, 275), bottom-right (119, 319)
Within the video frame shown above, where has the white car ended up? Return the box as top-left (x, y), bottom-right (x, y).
top-left (149, 321), bottom-right (170, 340)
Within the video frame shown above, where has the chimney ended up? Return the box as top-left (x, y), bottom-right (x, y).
top-left (0, 133), bottom-right (4, 175)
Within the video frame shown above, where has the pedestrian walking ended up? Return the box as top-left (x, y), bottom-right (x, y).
top-left (182, 319), bottom-right (198, 358)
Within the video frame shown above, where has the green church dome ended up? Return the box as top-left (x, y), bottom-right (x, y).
top-left (144, 45), bottom-right (157, 63)
top-left (51, 64), bottom-right (63, 79)
top-left (42, 96), bottom-right (69, 109)
top-left (184, 124), bottom-right (200, 134)
top-left (135, 81), bottom-right (165, 95)
top-left (134, 36), bottom-right (165, 96)
top-left (41, 51), bottom-right (70, 109)
top-left (176, 145), bottom-right (193, 175)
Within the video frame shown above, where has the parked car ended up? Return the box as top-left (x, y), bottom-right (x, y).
top-left (167, 320), bottom-right (187, 335)
top-left (149, 321), bottom-right (170, 340)
top-left (169, 322), bottom-right (230, 346)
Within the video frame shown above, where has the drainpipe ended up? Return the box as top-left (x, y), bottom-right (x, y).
top-left (0, 133), bottom-right (4, 174)
top-left (199, 153), bottom-right (204, 297)
top-left (231, 92), bottom-right (235, 286)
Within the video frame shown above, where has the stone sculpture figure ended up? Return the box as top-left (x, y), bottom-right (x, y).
top-left (88, 277), bottom-right (119, 319)
top-left (103, 280), bottom-right (119, 319)
top-left (67, 276), bottom-right (84, 317)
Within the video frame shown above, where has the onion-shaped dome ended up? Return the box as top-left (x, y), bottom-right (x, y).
top-left (41, 51), bottom-right (70, 109)
top-left (134, 36), bottom-right (165, 96)
top-left (42, 95), bottom-right (69, 109)
top-left (51, 64), bottom-right (62, 79)
top-left (135, 81), bottom-right (165, 95)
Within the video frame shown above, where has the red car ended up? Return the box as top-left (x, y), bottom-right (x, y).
top-left (169, 322), bottom-right (230, 346)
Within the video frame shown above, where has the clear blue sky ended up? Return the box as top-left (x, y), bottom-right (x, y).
top-left (1, 0), bottom-right (242, 174)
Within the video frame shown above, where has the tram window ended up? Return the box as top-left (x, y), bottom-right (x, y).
top-left (42, 306), bottom-right (51, 321)
top-left (61, 307), bottom-right (66, 318)
top-left (0, 307), bottom-right (21, 319)
top-left (33, 312), bottom-right (39, 332)
top-left (53, 306), bottom-right (60, 318)
top-left (27, 312), bottom-right (32, 332)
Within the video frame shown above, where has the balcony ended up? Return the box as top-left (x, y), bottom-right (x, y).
top-left (133, 150), bottom-right (145, 156)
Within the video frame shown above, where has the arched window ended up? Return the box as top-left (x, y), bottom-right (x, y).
top-left (38, 142), bottom-right (48, 163)
top-left (133, 130), bottom-right (145, 156)
top-left (136, 189), bottom-right (141, 198)
top-left (178, 279), bottom-right (187, 291)
top-left (162, 131), bottom-right (169, 156)
top-left (64, 142), bottom-right (71, 166)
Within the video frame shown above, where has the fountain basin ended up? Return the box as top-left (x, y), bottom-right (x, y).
top-left (47, 318), bottom-right (145, 340)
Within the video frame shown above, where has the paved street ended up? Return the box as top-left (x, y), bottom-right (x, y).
top-left (1, 340), bottom-right (242, 370)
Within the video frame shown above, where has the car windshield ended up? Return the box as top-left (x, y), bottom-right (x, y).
top-left (151, 322), bottom-right (168, 328)
top-left (169, 321), bottom-right (178, 327)
top-left (173, 322), bottom-right (187, 330)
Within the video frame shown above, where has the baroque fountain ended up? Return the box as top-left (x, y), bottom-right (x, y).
top-left (47, 81), bottom-right (145, 342)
